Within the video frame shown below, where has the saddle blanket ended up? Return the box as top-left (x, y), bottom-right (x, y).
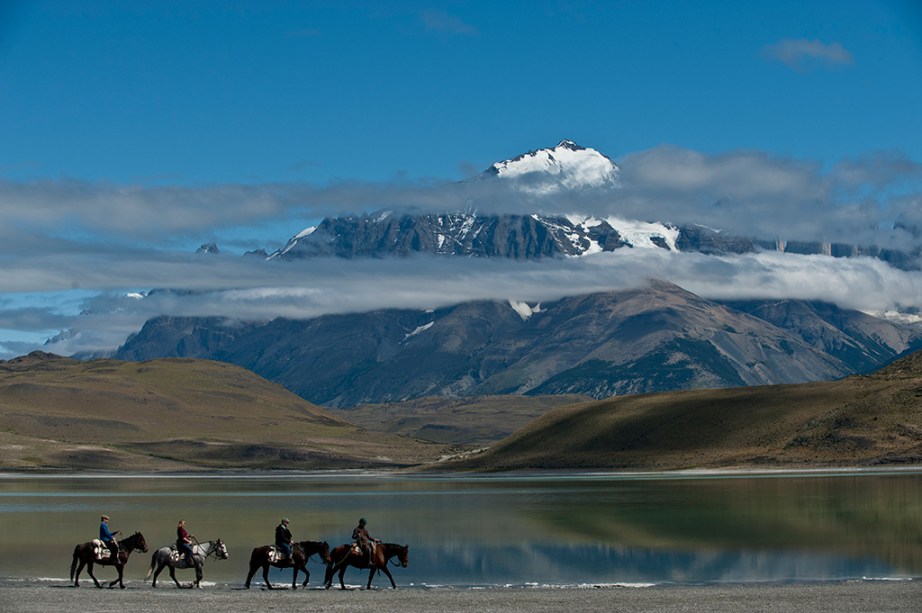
top-left (91, 539), bottom-right (113, 561)
top-left (268, 545), bottom-right (288, 564)
top-left (165, 545), bottom-right (196, 566)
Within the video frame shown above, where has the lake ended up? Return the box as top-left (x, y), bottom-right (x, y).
top-left (1, 470), bottom-right (920, 588)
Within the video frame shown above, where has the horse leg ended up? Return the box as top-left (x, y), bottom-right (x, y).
top-left (323, 564), bottom-right (334, 589)
top-left (151, 562), bottom-right (164, 588)
top-left (263, 563), bottom-right (275, 590)
top-left (169, 565), bottom-right (183, 589)
top-left (338, 564), bottom-right (349, 590)
top-left (244, 561), bottom-right (257, 589)
top-left (366, 567), bottom-right (377, 590)
top-left (290, 563), bottom-right (299, 590)
top-left (301, 564), bottom-right (310, 588)
top-left (86, 561), bottom-right (102, 589)
top-left (72, 557), bottom-right (85, 587)
top-left (379, 565), bottom-right (397, 589)
top-left (194, 562), bottom-right (203, 588)
top-left (70, 551), bottom-right (80, 586)
top-left (108, 564), bottom-right (125, 589)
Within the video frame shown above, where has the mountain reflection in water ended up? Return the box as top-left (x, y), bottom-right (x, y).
top-left (1, 471), bottom-right (919, 587)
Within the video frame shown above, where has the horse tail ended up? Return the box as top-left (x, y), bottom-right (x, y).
top-left (145, 551), bottom-right (157, 580)
top-left (69, 545), bottom-right (80, 580)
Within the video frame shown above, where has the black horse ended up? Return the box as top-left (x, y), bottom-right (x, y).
top-left (324, 542), bottom-right (409, 590)
top-left (70, 531), bottom-right (148, 589)
top-left (244, 540), bottom-right (331, 590)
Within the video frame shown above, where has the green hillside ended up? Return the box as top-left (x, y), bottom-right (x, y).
top-left (441, 351), bottom-right (922, 471)
top-left (0, 352), bottom-right (448, 471)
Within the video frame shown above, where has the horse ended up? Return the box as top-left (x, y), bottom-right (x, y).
top-left (70, 531), bottom-right (148, 589)
top-left (323, 542), bottom-right (409, 590)
top-left (145, 538), bottom-right (229, 589)
top-left (244, 540), bottom-right (332, 590)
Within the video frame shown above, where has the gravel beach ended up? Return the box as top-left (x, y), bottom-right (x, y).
top-left (1, 580), bottom-right (920, 612)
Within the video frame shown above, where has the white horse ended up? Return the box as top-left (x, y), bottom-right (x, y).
top-left (146, 539), bottom-right (229, 588)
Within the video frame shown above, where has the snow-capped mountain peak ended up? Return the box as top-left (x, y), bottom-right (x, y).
top-left (487, 140), bottom-right (619, 191)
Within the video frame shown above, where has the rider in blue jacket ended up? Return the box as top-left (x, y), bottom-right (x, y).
top-left (99, 514), bottom-right (120, 558)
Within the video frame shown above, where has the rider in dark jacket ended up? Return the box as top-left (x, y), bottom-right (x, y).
top-left (275, 518), bottom-right (292, 559)
top-left (352, 517), bottom-right (377, 565)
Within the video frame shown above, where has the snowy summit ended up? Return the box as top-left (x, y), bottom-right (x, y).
top-left (487, 140), bottom-right (620, 191)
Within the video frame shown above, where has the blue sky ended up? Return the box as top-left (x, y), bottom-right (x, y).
top-left (1, 1), bottom-right (922, 359)
top-left (3, 0), bottom-right (921, 184)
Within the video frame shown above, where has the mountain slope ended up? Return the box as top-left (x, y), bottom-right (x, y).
top-left (113, 282), bottom-right (920, 407)
top-left (0, 352), bottom-right (447, 471)
top-left (441, 350), bottom-right (922, 471)
top-left (258, 140), bottom-right (916, 268)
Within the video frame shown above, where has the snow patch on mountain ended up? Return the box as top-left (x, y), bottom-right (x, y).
top-left (405, 321), bottom-right (435, 340)
top-left (509, 300), bottom-right (543, 320)
top-left (565, 215), bottom-right (679, 252)
top-left (607, 217), bottom-right (680, 250)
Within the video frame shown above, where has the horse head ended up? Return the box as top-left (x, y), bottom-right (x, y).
top-left (395, 544), bottom-right (409, 568)
top-left (215, 539), bottom-right (229, 560)
top-left (125, 531), bottom-right (149, 553)
top-left (320, 541), bottom-right (332, 564)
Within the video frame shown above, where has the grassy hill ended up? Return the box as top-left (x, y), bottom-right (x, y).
top-left (440, 351), bottom-right (922, 471)
top-left (5, 350), bottom-right (922, 473)
top-left (0, 352), bottom-right (449, 471)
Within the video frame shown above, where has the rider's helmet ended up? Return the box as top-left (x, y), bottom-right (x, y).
top-left (359, 517), bottom-right (367, 525)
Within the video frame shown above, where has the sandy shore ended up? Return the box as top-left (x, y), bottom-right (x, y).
top-left (0, 580), bottom-right (920, 612)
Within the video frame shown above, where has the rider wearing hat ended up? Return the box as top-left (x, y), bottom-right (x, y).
top-left (352, 517), bottom-right (378, 565)
top-left (275, 518), bottom-right (293, 559)
top-left (99, 514), bottom-right (120, 559)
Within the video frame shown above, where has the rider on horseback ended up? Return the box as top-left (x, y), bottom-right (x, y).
top-left (275, 518), bottom-right (292, 559)
top-left (352, 517), bottom-right (378, 566)
top-left (177, 519), bottom-right (195, 566)
top-left (99, 514), bottom-right (120, 559)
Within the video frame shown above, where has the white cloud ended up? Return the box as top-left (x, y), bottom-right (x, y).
top-left (762, 38), bottom-right (854, 71)
top-left (2, 144), bottom-right (922, 359)
top-left (3, 248), bottom-right (920, 360)
top-left (420, 10), bottom-right (477, 35)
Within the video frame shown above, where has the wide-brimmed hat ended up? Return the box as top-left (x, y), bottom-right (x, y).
top-left (101, 515), bottom-right (109, 520)
top-left (281, 518), bottom-right (290, 524)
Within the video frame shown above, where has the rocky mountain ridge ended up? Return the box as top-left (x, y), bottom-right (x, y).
top-left (113, 281), bottom-right (922, 407)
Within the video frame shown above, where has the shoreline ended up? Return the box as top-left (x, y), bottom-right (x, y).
top-left (3, 465), bottom-right (922, 480)
top-left (1, 578), bottom-right (920, 612)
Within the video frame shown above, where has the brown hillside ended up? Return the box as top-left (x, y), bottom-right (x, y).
top-left (0, 352), bottom-right (447, 471)
top-left (442, 351), bottom-right (922, 471)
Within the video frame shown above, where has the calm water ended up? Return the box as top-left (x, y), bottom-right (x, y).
top-left (1, 470), bottom-right (920, 588)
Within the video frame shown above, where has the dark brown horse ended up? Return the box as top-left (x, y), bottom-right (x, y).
top-left (244, 540), bottom-right (331, 590)
top-left (70, 531), bottom-right (148, 589)
top-left (324, 542), bottom-right (409, 590)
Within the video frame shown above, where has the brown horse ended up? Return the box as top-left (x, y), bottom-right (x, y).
top-left (244, 540), bottom-right (331, 590)
top-left (70, 531), bottom-right (148, 589)
top-left (324, 542), bottom-right (409, 590)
